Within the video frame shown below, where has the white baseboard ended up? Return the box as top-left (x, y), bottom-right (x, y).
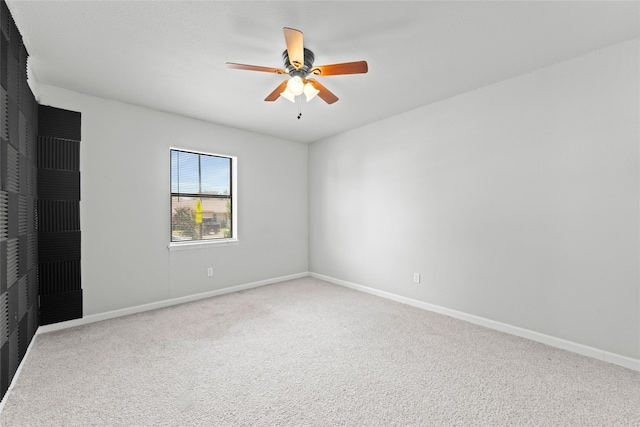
top-left (310, 272), bottom-right (640, 372)
top-left (37, 272), bottom-right (310, 335)
top-left (3, 270), bottom-right (636, 418)
top-left (26, 270), bottom-right (640, 370)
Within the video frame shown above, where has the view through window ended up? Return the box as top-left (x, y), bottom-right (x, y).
top-left (171, 149), bottom-right (233, 242)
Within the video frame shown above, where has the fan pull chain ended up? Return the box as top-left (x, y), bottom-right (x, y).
top-left (297, 97), bottom-right (302, 119)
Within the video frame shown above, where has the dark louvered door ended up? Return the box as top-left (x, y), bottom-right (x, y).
top-left (37, 106), bottom-right (82, 325)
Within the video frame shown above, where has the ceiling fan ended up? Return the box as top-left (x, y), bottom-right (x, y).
top-left (226, 27), bottom-right (368, 105)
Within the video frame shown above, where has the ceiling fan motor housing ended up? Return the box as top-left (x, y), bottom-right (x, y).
top-left (283, 48), bottom-right (315, 77)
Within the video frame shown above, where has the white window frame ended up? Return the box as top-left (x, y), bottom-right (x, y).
top-left (168, 147), bottom-right (238, 250)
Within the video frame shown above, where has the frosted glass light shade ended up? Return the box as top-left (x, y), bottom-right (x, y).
top-left (280, 89), bottom-right (296, 103)
top-left (281, 77), bottom-right (320, 103)
top-left (286, 76), bottom-right (305, 96)
top-left (303, 83), bottom-right (319, 102)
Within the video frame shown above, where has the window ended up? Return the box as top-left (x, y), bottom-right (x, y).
top-left (171, 149), bottom-right (235, 243)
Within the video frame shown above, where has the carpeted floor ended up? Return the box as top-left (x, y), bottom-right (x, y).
top-left (1, 277), bottom-right (639, 426)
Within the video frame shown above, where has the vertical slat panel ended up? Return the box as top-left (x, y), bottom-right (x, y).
top-left (6, 144), bottom-right (18, 193)
top-left (26, 233), bottom-right (34, 268)
top-left (17, 275), bottom-right (26, 318)
top-left (7, 328), bottom-right (16, 383)
top-left (5, 52), bottom-right (16, 101)
top-left (0, 6), bottom-right (10, 402)
top-left (18, 111), bottom-right (25, 155)
top-left (25, 161), bottom-right (34, 197)
top-left (37, 137), bottom-right (79, 171)
top-left (37, 200), bottom-right (79, 232)
top-left (17, 195), bottom-right (26, 235)
top-left (0, 191), bottom-right (7, 241)
top-left (0, 0), bottom-right (39, 402)
top-left (0, 87), bottom-right (7, 141)
top-left (0, 292), bottom-right (7, 348)
top-left (38, 106), bottom-right (82, 326)
top-left (7, 92), bottom-right (16, 144)
top-left (27, 196), bottom-right (35, 233)
top-left (38, 107), bottom-right (81, 141)
top-left (38, 260), bottom-right (80, 295)
top-left (6, 238), bottom-right (17, 287)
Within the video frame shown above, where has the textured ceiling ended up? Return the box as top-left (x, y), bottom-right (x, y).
top-left (6, 1), bottom-right (640, 144)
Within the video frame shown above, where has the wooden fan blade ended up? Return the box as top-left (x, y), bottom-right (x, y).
top-left (306, 79), bottom-right (339, 104)
top-left (310, 61), bottom-right (368, 76)
top-left (283, 27), bottom-right (304, 69)
top-left (265, 80), bottom-right (289, 102)
top-left (226, 62), bottom-right (286, 74)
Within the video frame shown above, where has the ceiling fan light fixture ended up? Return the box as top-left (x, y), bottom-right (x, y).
top-left (303, 82), bottom-right (319, 102)
top-left (286, 76), bottom-right (305, 96)
top-left (280, 88), bottom-right (296, 103)
top-left (227, 27), bottom-right (368, 107)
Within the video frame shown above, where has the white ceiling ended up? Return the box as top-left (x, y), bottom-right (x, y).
top-left (7, 1), bottom-right (639, 144)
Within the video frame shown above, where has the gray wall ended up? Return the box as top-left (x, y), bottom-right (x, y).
top-left (309, 39), bottom-right (639, 359)
top-left (33, 39), bottom-right (638, 362)
top-left (36, 85), bottom-right (309, 316)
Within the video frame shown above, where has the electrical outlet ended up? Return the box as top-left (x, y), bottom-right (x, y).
top-left (207, 268), bottom-right (213, 277)
top-left (413, 273), bottom-right (420, 283)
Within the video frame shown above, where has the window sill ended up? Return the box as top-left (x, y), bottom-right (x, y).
top-left (168, 238), bottom-right (239, 251)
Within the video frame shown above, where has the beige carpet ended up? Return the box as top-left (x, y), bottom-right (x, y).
top-left (1, 277), bottom-right (639, 426)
